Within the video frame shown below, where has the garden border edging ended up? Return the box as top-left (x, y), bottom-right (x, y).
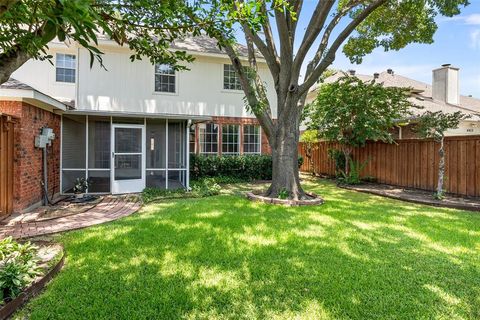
top-left (246, 191), bottom-right (324, 206)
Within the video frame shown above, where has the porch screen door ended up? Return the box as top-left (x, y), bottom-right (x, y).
top-left (111, 124), bottom-right (145, 194)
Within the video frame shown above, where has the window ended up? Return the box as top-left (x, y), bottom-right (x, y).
top-left (155, 64), bottom-right (176, 93)
top-left (223, 64), bottom-right (242, 90)
top-left (243, 125), bottom-right (261, 154)
top-left (199, 123), bottom-right (218, 155)
top-left (222, 124), bottom-right (239, 155)
top-left (56, 53), bottom-right (76, 83)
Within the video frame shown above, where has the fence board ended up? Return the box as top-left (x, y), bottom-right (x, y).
top-left (299, 136), bottom-right (480, 197)
top-left (0, 114), bottom-right (15, 217)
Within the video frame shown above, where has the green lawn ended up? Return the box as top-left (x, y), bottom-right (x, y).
top-left (17, 178), bottom-right (480, 319)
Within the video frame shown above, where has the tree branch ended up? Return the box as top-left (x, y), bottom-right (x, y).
top-left (299, 0), bottom-right (387, 96)
top-left (292, 0), bottom-right (335, 78)
top-left (0, 0), bottom-right (17, 16)
top-left (222, 39), bottom-right (275, 139)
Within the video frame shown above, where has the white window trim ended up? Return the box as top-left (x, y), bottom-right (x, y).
top-left (199, 123), bottom-right (219, 155)
top-left (243, 125), bottom-right (262, 155)
top-left (221, 124), bottom-right (240, 155)
top-left (153, 64), bottom-right (179, 95)
top-left (55, 53), bottom-right (77, 84)
top-left (222, 64), bottom-right (244, 92)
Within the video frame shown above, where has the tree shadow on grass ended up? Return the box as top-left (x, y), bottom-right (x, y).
top-left (20, 182), bottom-right (480, 320)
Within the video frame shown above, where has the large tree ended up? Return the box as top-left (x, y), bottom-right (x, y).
top-left (0, 0), bottom-right (221, 84)
top-left (195, 0), bottom-right (468, 199)
top-left (305, 74), bottom-right (413, 175)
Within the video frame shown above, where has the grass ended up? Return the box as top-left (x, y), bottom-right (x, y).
top-left (15, 177), bottom-right (480, 319)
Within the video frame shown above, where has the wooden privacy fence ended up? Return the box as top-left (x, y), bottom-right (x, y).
top-left (298, 135), bottom-right (480, 197)
top-left (0, 114), bottom-right (15, 217)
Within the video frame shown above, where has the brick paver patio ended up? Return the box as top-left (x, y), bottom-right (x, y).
top-left (0, 196), bottom-right (141, 239)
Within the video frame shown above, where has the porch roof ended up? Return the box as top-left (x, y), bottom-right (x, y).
top-left (0, 78), bottom-right (68, 112)
top-left (63, 109), bottom-right (212, 122)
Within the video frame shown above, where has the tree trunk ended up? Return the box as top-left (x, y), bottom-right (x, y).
top-left (265, 113), bottom-right (306, 200)
top-left (342, 147), bottom-right (352, 175)
top-left (0, 46), bottom-right (31, 85)
top-left (436, 137), bottom-right (445, 199)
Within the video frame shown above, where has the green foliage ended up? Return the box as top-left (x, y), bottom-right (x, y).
top-left (416, 111), bottom-right (470, 141)
top-left (297, 156), bottom-right (304, 168)
top-left (338, 159), bottom-right (368, 185)
top-left (0, 0), bottom-right (226, 79)
top-left (73, 177), bottom-right (90, 194)
top-left (306, 74), bottom-right (414, 149)
top-left (0, 237), bottom-right (41, 301)
top-left (190, 154), bottom-right (273, 181)
top-left (300, 130), bottom-right (320, 146)
top-left (278, 188), bottom-right (289, 200)
top-left (327, 149), bottom-right (346, 176)
top-left (191, 178), bottom-right (221, 197)
top-left (342, 0), bottom-right (469, 64)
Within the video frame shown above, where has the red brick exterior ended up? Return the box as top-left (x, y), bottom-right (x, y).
top-left (0, 101), bottom-right (61, 212)
top-left (193, 116), bottom-right (271, 155)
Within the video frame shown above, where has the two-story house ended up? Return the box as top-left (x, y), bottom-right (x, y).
top-left (0, 35), bottom-right (276, 214)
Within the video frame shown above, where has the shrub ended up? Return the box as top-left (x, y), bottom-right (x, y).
top-left (0, 237), bottom-right (41, 302)
top-left (338, 159), bottom-right (368, 185)
top-left (191, 178), bottom-right (221, 197)
top-left (190, 154), bottom-right (304, 181)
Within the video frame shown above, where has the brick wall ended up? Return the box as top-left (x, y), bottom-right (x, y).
top-left (0, 101), bottom-right (61, 212)
top-left (193, 116), bottom-right (271, 155)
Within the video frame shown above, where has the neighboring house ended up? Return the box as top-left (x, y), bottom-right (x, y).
top-left (0, 35), bottom-right (276, 214)
top-left (306, 64), bottom-right (480, 138)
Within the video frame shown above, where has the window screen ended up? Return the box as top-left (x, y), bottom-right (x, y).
top-left (146, 119), bottom-right (166, 169)
top-left (62, 115), bottom-right (86, 168)
top-left (168, 121), bottom-right (186, 168)
top-left (88, 117), bottom-right (110, 169)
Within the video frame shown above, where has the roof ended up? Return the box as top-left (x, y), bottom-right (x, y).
top-left (171, 35), bottom-right (250, 57)
top-left (0, 78), bottom-right (35, 90)
top-left (96, 33), bottom-right (253, 58)
top-left (310, 70), bottom-right (480, 120)
top-left (0, 78), bottom-right (68, 112)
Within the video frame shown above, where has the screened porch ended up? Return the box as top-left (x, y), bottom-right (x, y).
top-left (61, 114), bottom-right (190, 194)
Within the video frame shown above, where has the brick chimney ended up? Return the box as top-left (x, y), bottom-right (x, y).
top-left (432, 64), bottom-right (460, 105)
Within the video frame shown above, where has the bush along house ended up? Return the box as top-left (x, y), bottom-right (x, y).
top-left (0, 35), bottom-right (276, 215)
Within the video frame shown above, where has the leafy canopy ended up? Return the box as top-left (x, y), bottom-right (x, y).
top-left (0, 0), bottom-right (227, 71)
top-left (416, 111), bottom-right (470, 141)
top-left (305, 74), bottom-right (414, 149)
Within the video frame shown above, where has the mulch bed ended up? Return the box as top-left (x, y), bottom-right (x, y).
top-left (341, 182), bottom-right (480, 212)
top-left (0, 242), bottom-right (65, 320)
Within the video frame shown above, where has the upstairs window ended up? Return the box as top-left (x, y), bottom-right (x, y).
top-left (243, 125), bottom-right (261, 154)
top-left (223, 64), bottom-right (242, 90)
top-left (56, 53), bottom-right (76, 83)
top-left (155, 64), bottom-right (176, 93)
top-left (222, 124), bottom-right (239, 155)
top-left (199, 123), bottom-right (218, 155)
